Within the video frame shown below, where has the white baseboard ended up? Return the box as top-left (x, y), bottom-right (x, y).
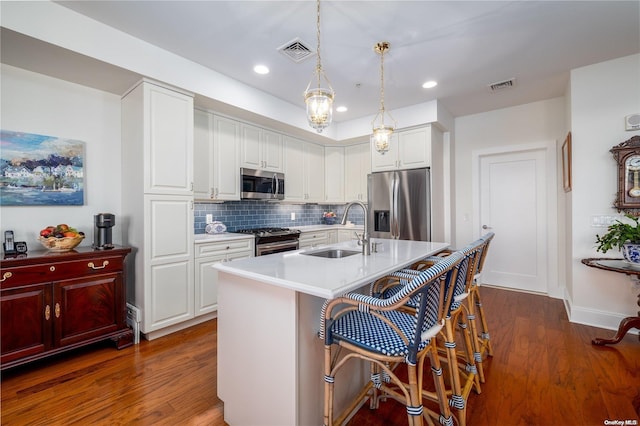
top-left (141, 312), bottom-right (217, 341)
top-left (564, 288), bottom-right (638, 335)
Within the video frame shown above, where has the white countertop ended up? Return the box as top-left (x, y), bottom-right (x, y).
top-left (214, 239), bottom-right (449, 299)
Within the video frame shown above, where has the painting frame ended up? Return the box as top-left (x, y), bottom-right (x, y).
top-left (562, 132), bottom-right (572, 193)
top-left (0, 130), bottom-right (85, 206)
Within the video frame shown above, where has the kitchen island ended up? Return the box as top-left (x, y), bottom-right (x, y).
top-left (214, 238), bottom-right (449, 426)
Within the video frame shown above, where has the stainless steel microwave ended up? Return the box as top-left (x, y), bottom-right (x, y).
top-left (241, 168), bottom-right (285, 200)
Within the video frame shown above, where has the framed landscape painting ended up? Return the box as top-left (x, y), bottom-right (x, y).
top-left (0, 130), bottom-right (85, 206)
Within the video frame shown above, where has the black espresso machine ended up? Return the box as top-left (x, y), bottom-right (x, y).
top-left (93, 213), bottom-right (115, 249)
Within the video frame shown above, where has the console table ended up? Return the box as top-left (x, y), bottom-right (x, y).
top-left (581, 258), bottom-right (640, 345)
top-left (1, 246), bottom-right (133, 369)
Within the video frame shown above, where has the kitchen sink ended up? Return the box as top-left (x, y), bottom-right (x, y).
top-left (302, 248), bottom-right (361, 258)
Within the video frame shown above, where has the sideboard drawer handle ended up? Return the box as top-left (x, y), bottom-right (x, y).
top-left (55, 303), bottom-right (61, 318)
top-left (88, 261), bottom-right (109, 270)
top-left (49, 266), bottom-right (55, 272)
top-left (0, 272), bottom-right (12, 282)
top-left (45, 305), bottom-right (51, 321)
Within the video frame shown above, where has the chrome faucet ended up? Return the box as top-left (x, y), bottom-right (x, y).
top-left (341, 200), bottom-right (370, 255)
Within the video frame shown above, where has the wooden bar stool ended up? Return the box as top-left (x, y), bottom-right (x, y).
top-left (319, 251), bottom-right (464, 426)
top-left (466, 232), bottom-right (495, 383)
top-left (372, 240), bottom-right (485, 426)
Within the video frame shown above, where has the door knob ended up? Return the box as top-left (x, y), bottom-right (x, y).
top-left (482, 225), bottom-right (493, 230)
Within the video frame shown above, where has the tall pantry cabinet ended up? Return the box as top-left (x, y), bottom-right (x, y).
top-left (121, 79), bottom-right (195, 339)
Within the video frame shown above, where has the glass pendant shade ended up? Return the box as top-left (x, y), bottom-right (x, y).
top-left (371, 41), bottom-right (395, 154)
top-left (371, 124), bottom-right (393, 154)
top-left (305, 87), bottom-right (334, 133)
top-left (304, 0), bottom-right (334, 133)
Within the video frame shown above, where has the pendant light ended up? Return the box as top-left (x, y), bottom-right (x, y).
top-left (371, 41), bottom-right (396, 154)
top-left (304, 0), bottom-right (334, 133)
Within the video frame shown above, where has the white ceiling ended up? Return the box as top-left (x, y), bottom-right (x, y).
top-left (3, 1), bottom-right (640, 124)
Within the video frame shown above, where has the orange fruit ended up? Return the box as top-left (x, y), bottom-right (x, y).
top-left (63, 231), bottom-right (76, 238)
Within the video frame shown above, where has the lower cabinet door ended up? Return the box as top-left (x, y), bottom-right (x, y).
top-left (147, 260), bottom-right (194, 331)
top-left (195, 251), bottom-right (252, 316)
top-left (1, 283), bottom-right (52, 364)
top-left (54, 274), bottom-right (122, 348)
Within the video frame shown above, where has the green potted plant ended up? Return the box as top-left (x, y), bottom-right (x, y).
top-left (595, 214), bottom-right (640, 263)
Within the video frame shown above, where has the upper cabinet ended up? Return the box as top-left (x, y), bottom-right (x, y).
top-left (371, 126), bottom-right (433, 172)
top-left (194, 110), bottom-right (241, 201)
top-left (284, 136), bottom-right (325, 203)
top-left (240, 123), bottom-right (284, 173)
top-left (122, 80), bottom-right (194, 195)
top-left (345, 143), bottom-right (370, 202)
top-left (324, 147), bottom-right (345, 203)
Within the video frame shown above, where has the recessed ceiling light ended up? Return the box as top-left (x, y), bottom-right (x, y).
top-left (254, 65), bottom-right (269, 75)
top-left (336, 106), bottom-right (348, 112)
top-left (422, 80), bottom-right (437, 89)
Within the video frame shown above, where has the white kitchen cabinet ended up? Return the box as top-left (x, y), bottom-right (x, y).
top-left (345, 143), bottom-right (370, 201)
top-left (298, 230), bottom-right (329, 249)
top-left (306, 142), bottom-right (325, 202)
top-left (371, 126), bottom-right (434, 172)
top-left (121, 78), bottom-right (195, 339)
top-left (193, 109), bottom-right (213, 200)
top-left (126, 80), bottom-right (194, 195)
top-left (194, 238), bottom-right (254, 316)
top-left (338, 229), bottom-right (361, 242)
top-left (194, 111), bottom-right (241, 201)
top-left (240, 123), bottom-right (284, 172)
top-left (284, 136), bottom-right (325, 203)
top-left (324, 147), bottom-right (344, 203)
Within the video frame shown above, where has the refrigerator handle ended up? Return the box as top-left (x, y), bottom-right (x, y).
top-left (392, 171), bottom-right (400, 239)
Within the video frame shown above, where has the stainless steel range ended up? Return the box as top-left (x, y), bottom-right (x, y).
top-left (236, 227), bottom-right (301, 256)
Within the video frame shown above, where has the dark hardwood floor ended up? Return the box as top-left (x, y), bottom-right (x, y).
top-left (2, 287), bottom-right (639, 425)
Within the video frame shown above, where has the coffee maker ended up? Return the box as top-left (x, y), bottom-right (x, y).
top-left (93, 213), bottom-right (115, 250)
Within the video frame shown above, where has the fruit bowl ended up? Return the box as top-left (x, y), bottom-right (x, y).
top-left (38, 234), bottom-right (84, 252)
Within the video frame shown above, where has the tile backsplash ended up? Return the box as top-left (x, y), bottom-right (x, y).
top-left (194, 201), bottom-right (364, 233)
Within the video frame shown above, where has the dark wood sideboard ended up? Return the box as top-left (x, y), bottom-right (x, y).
top-left (1, 246), bottom-right (133, 370)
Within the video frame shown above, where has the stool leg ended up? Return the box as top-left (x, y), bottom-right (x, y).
top-left (323, 345), bottom-right (334, 426)
top-left (427, 341), bottom-right (453, 426)
top-left (466, 289), bottom-right (486, 383)
top-left (458, 308), bottom-right (481, 394)
top-left (406, 363), bottom-right (423, 426)
top-left (474, 288), bottom-right (493, 357)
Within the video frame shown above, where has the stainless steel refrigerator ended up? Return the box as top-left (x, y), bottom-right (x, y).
top-left (368, 168), bottom-right (431, 241)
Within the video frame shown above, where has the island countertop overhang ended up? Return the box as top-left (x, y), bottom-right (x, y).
top-left (214, 239), bottom-right (450, 299)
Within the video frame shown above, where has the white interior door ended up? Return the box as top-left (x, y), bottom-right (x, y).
top-left (478, 148), bottom-right (548, 293)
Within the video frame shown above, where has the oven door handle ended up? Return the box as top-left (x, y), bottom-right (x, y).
top-left (258, 240), bottom-right (298, 251)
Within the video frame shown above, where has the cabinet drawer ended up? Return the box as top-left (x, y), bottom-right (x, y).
top-left (196, 239), bottom-right (254, 258)
top-left (1, 255), bottom-right (124, 289)
top-left (299, 231), bottom-right (329, 247)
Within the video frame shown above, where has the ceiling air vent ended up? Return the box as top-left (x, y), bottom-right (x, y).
top-left (277, 38), bottom-right (314, 63)
top-left (488, 78), bottom-right (517, 92)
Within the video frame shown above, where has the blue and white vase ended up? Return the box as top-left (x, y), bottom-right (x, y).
top-left (622, 243), bottom-right (640, 264)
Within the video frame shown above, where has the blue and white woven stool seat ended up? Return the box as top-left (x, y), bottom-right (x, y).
top-left (330, 310), bottom-right (435, 357)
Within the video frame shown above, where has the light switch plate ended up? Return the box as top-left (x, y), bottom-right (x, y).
top-left (206, 214), bottom-right (213, 224)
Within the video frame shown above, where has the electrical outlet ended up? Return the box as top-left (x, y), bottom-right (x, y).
top-left (291, 212), bottom-right (296, 220)
top-left (206, 214), bottom-right (213, 224)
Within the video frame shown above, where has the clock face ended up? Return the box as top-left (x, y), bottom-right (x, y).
top-left (628, 155), bottom-right (640, 169)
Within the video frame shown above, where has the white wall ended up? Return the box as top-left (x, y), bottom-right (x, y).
top-left (568, 54), bottom-right (640, 329)
top-left (454, 97), bottom-right (566, 244)
top-left (1, 64), bottom-right (122, 249)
